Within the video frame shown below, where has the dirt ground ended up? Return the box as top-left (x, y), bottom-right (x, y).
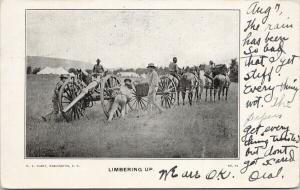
top-left (26, 74), bottom-right (238, 158)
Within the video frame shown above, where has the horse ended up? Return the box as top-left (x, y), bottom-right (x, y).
top-left (213, 73), bottom-right (230, 101)
top-left (171, 68), bottom-right (198, 106)
top-left (192, 66), bottom-right (204, 101)
top-left (76, 69), bottom-right (92, 85)
top-left (201, 64), bottom-right (230, 101)
top-left (212, 65), bottom-right (231, 101)
top-left (199, 65), bottom-right (214, 101)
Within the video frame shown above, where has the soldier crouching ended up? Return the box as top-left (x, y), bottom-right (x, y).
top-left (107, 78), bottom-right (134, 122)
top-left (41, 74), bottom-right (69, 122)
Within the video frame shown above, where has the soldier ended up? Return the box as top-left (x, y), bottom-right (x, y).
top-left (42, 74), bottom-right (68, 121)
top-left (204, 60), bottom-right (215, 80)
top-left (147, 63), bottom-right (164, 114)
top-left (209, 60), bottom-right (215, 67)
top-left (93, 58), bottom-right (105, 74)
top-left (168, 57), bottom-right (179, 79)
top-left (108, 78), bottom-right (134, 122)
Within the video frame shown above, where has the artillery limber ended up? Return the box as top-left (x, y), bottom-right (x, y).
top-left (58, 72), bottom-right (177, 122)
top-left (127, 75), bottom-right (177, 111)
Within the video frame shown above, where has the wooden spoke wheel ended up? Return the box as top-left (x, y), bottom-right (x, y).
top-left (58, 80), bottom-right (86, 122)
top-left (100, 75), bottom-right (122, 119)
top-left (157, 75), bottom-right (177, 108)
top-left (128, 84), bottom-right (149, 111)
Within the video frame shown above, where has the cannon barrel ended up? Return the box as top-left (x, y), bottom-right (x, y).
top-left (62, 79), bottom-right (100, 113)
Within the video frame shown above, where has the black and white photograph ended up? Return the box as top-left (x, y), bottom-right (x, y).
top-left (26, 10), bottom-right (239, 158)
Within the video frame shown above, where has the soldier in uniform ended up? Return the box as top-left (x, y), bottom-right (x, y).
top-left (204, 60), bottom-right (215, 80)
top-left (147, 63), bottom-right (164, 114)
top-left (209, 60), bottom-right (215, 67)
top-left (42, 74), bottom-right (69, 121)
top-left (108, 78), bottom-right (134, 122)
top-left (168, 57), bottom-right (179, 79)
top-left (93, 58), bottom-right (105, 74)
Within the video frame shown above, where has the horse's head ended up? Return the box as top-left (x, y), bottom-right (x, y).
top-left (177, 68), bottom-right (184, 75)
top-left (76, 69), bottom-right (82, 79)
top-left (76, 69), bottom-right (92, 85)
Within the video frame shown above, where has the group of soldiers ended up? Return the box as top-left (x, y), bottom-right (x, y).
top-left (42, 58), bottom-right (105, 121)
top-left (42, 56), bottom-right (222, 122)
top-left (42, 58), bottom-right (164, 122)
top-left (169, 56), bottom-right (217, 78)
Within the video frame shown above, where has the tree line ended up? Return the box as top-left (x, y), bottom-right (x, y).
top-left (228, 58), bottom-right (238, 82)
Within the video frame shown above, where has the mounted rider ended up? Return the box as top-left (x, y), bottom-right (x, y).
top-left (92, 58), bottom-right (105, 78)
top-left (168, 57), bottom-right (180, 79)
top-left (204, 60), bottom-right (215, 80)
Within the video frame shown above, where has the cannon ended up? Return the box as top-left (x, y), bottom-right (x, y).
top-left (58, 74), bottom-right (121, 122)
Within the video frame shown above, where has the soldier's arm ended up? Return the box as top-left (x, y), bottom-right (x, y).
top-left (54, 82), bottom-right (62, 95)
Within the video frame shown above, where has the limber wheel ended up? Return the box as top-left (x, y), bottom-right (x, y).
top-left (157, 75), bottom-right (177, 108)
top-left (100, 75), bottom-right (122, 119)
top-left (58, 79), bottom-right (86, 122)
top-left (128, 84), bottom-right (148, 111)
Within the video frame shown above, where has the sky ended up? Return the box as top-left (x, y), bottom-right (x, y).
top-left (26, 10), bottom-right (239, 69)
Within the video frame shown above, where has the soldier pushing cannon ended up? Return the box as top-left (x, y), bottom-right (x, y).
top-left (41, 74), bottom-right (69, 122)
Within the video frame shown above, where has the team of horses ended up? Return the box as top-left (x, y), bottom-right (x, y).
top-left (170, 64), bottom-right (231, 106)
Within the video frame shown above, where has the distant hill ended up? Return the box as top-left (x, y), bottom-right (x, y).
top-left (26, 56), bottom-right (93, 70)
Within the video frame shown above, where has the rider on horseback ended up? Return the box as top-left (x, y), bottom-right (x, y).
top-left (204, 60), bottom-right (215, 81)
top-left (93, 58), bottom-right (105, 74)
top-left (168, 57), bottom-right (180, 79)
top-left (92, 58), bottom-right (106, 79)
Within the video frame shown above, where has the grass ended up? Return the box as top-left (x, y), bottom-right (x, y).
top-left (26, 74), bottom-right (238, 158)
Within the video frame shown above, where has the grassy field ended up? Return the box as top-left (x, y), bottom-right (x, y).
top-left (26, 74), bottom-right (238, 158)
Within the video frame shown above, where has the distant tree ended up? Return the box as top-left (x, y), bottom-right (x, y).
top-left (136, 68), bottom-right (147, 75)
top-left (229, 58), bottom-right (238, 82)
top-left (157, 66), bottom-right (166, 75)
top-left (125, 68), bottom-right (134, 72)
top-left (27, 66), bottom-right (32, 74)
top-left (68, 68), bottom-right (78, 75)
top-left (32, 67), bottom-right (41, 74)
top-left (114, 68), bottom-right (124, 74)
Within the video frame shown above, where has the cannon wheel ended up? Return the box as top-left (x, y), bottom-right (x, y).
top-left (127, 85), bottom-right (148, 111)
top-left (157, 75), bottom-right (177, 108)
top-left (58, 79), bottom-right (86, 122)
top-left (100, 75), bottom-right (122, 119)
